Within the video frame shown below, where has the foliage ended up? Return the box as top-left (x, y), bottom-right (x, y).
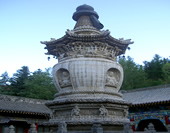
top-left (22, 69), bottom-right (57, 100)
top-left (119, 54), bottom-right (170, 90)
top-left (0, 71), bottom-right (11, 95)
top-left (144, 54), bottom-right (168, 80)
top-left (0, 71), bottom-right (10, 86)
top-left (119, 56), bottom-right (147, 90)
top-left (162, 63), bottom-right (170, 83)
top-left (143, 54), bottom-right (170, 86)
top-left (0, 67), bottom-right (57, 100)
top-left (9, 66), bottom-right (30, 96)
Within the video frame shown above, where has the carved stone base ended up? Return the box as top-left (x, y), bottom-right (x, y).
top-left (45, 98), bottom-right (130, 132)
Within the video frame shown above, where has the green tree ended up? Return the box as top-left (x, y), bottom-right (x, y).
top-left (144, 54), bottom-right (163, 80)
top-left (162, 63), bottom-right (170, 83)
top-left (9, 66), bottom-right (30, 96)
top-left (0, 71), bottom-right (10, 86)
top-left (143, 54), bottom-right (170, 86)
top-left (0, 71), bottom-right (10, 94)
top-left (21, 69), bottom-right (57, 100)
top-left (119, 56), bottom-right (147, 90)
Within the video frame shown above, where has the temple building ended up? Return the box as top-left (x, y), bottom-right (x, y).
top-left (0, 94), bottom-right (50, 133)
top-left (123, 84), bottom-right (170, 131)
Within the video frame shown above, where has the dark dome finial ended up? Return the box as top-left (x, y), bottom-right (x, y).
top-left (72, 4), bottom-right (104, 29)
top-left (73, 4), bottom-right (99, 21)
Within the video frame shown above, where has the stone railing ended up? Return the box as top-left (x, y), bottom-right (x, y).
top-left (5, 123), bottom-right (170, 133)
top-left (5, 124), bottom-right (37, 133)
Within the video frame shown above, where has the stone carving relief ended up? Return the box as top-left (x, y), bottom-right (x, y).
top-left (56, 42), bottom-right (120, 61)
top-left (124, 109), bottom-right (128, 118)
top-left (99, 105), bottom-right (108, 116)
top-left (71, 105), bottom-right (80, 116)
top-left (57, 69), bottom-right (72, 88)
top-left (57, 121), bottom-right (67, 133)
top-left (50, 109), bottom-right (56, 121)
top-left (105, 68), bottom-right (120, 88)
top-left (123, 123), bottom-right (133, 133)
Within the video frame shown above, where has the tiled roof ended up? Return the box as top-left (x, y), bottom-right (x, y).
top-left (0, 94), bottom-right (51, 116)
top-left (122, 84), bottom-right (170, 106)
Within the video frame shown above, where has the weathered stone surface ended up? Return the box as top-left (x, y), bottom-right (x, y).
top-left (53, 58), bottom-right (123, 96)
top-left (57, 121), bottom-right (67, 133)
top-left (42, 4), bottom-right (133, 132)
top-left (91, 122), bottom-right (103, 133)
top-left (45, 101), bottom-right (129, 128)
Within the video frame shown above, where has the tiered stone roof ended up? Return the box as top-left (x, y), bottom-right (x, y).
top-left (41, 4), bottom-right (133, 62)
top-left (41, 30), bottom-right (133, 57)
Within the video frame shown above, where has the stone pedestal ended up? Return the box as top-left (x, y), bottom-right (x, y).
top-left (41, 4), bottom-right (133, 132)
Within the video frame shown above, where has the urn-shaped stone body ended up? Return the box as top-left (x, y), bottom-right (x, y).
top-left (53, 58), bottom-right (123, 99)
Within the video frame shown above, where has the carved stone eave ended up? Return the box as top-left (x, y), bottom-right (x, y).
top-left (109, 36), bottom-right (134, 45)
top-left (40, 30), bottom-right (109, 45)
top-left (41, 30), bottom-right (133, 57)
top-left (40, 34), bottom-right (68, 45)
top-left (66, 29), bottom-right (110, 38)
top-left (106, 35), bottom-right (133, 55)
top-left (41, 29), bottom-right (133, 45)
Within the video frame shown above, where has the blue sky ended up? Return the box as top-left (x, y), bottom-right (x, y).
top-left (0, 0), bottom-right (170, 76)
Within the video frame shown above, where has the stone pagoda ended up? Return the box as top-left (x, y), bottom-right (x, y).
top-left (41, 4), bottom-right (134, 133)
